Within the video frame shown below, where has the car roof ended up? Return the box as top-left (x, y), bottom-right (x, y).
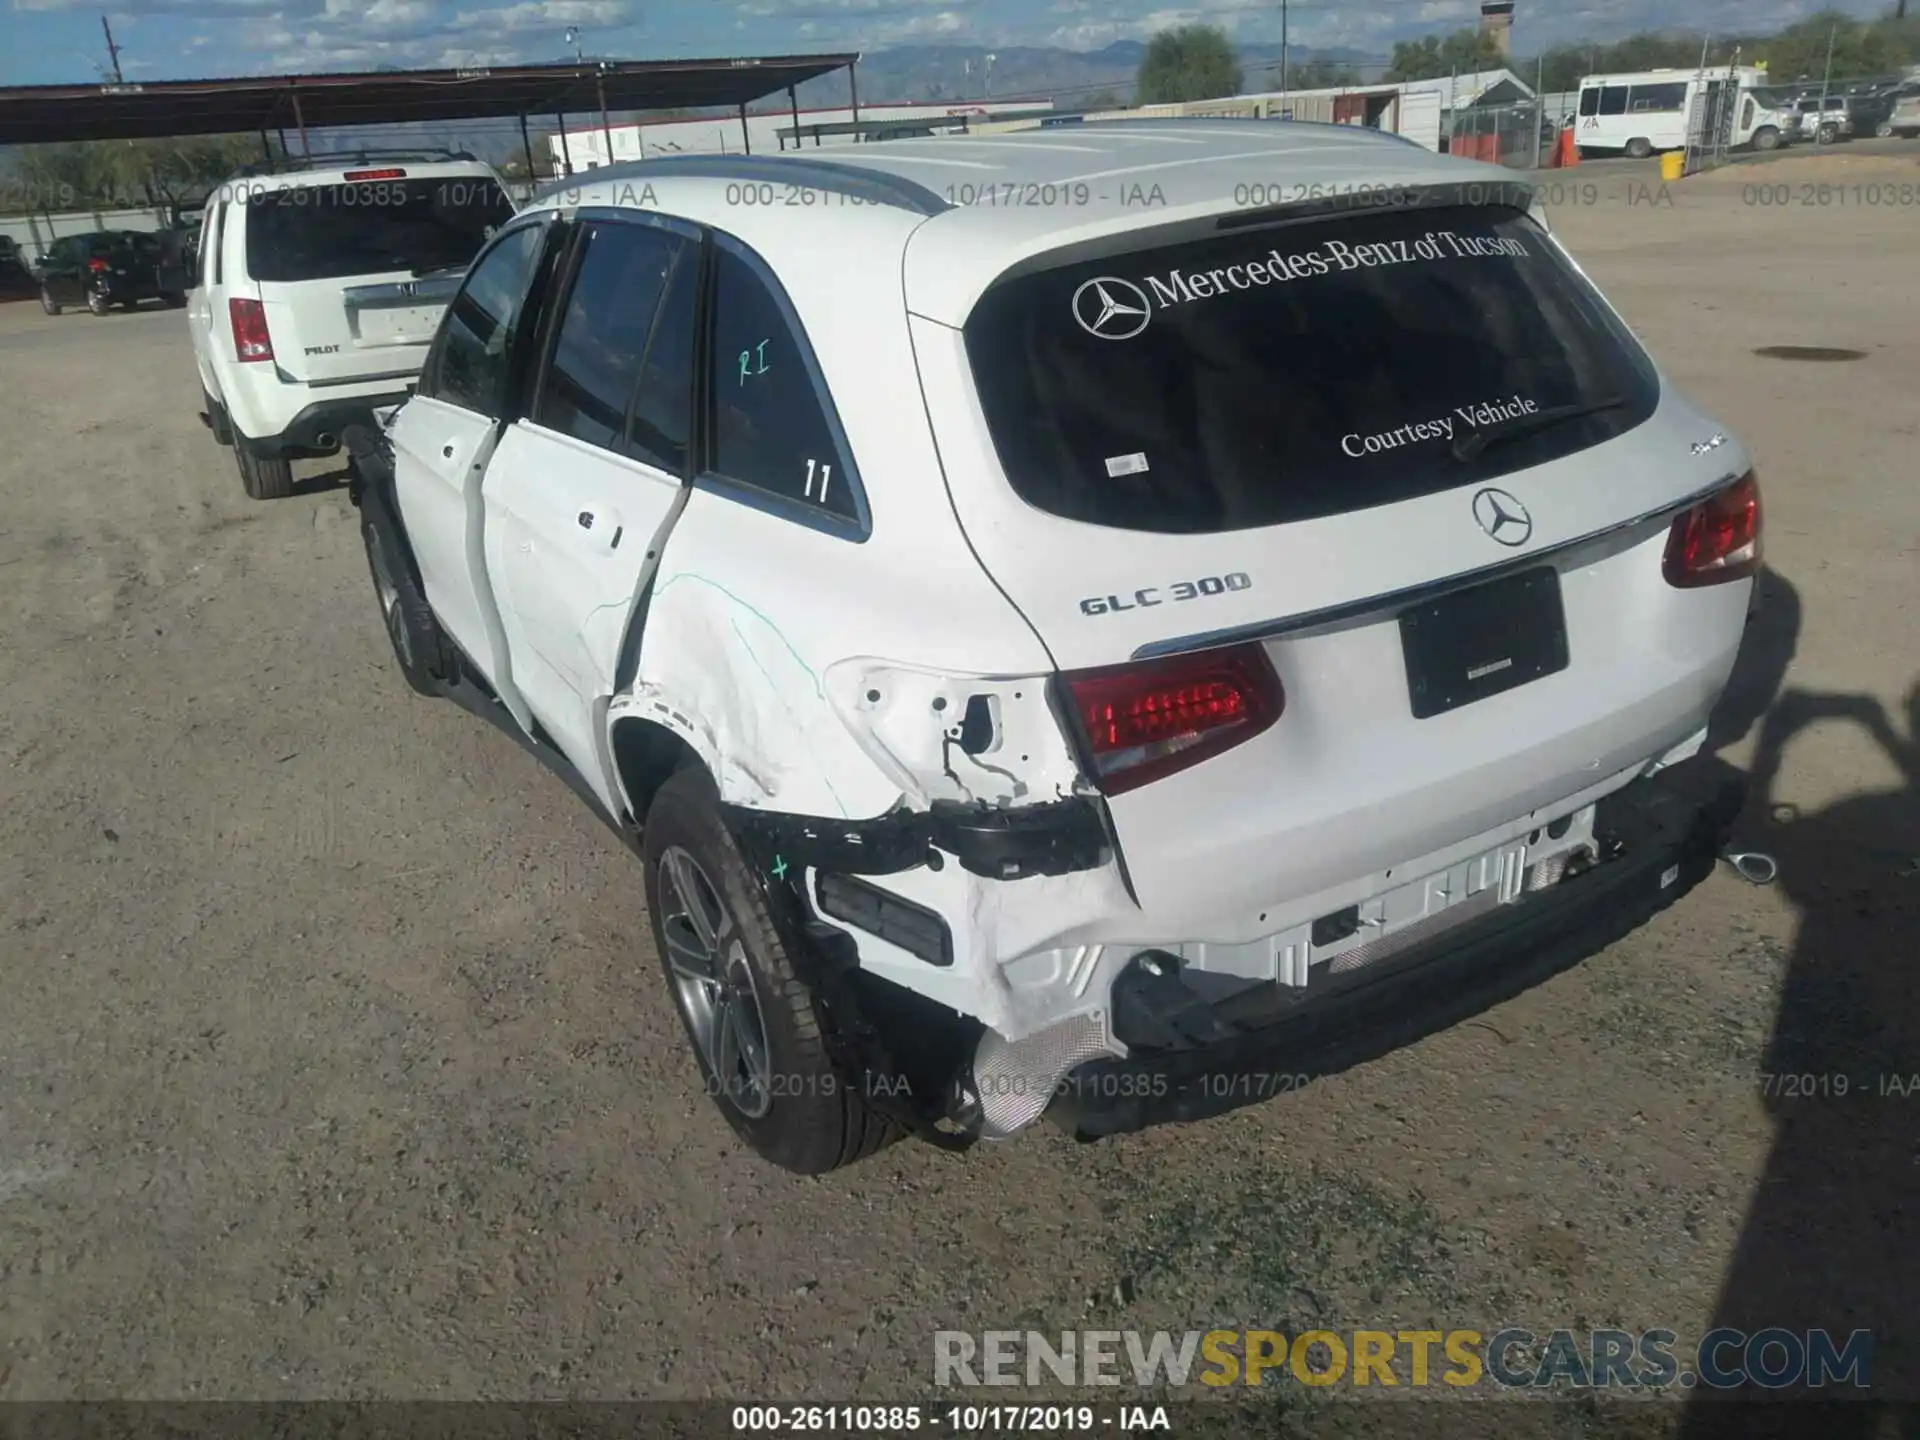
top-left (529, 120), bottom-right (1519, 327)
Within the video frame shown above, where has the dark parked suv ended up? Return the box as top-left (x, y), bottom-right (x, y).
top-left (34, 230), bottom-right (189, 316)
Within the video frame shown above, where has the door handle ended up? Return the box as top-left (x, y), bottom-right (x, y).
top-left (576, 507), bottom-right (624, 551)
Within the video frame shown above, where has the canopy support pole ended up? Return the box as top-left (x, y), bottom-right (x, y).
top-left (289, 86), bottom-right (310, 157)
top-left (597, 69), bottom-right (614, 165)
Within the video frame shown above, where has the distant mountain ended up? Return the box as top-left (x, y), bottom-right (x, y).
top-left (195, 37), bottom-right (1390, 170)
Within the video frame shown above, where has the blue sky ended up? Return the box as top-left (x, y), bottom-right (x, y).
top-left (4, 0), bottom-right (1896, 86)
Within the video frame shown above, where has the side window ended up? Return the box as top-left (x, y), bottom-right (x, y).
top-left (1628, 82), bottom-right (1687, 112)
top-left (534, 221), bottom-right (684, 455)
top-left (707, 246), bottom-right (855, 520)
top-left (1578, 88), bottom-right (1599, 117)
top-left (200, 205), bottom-right (220, 286)
top-left (1598, 86), bottom-right (1628, 116)
top-left (1742, 97), bottom-right (1756, 128)
top-left (626, 244), bottom-right (698, 474)
top-left (431, 224), bottom-right (544, 417)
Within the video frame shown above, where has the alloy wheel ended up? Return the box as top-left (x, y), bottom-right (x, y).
top-left (657, 845), bottom-right (774, 1119)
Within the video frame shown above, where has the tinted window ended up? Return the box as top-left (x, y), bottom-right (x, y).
top-left (1578, 87), bottom-right (1599, 116)
top-left (200, 205), bottom-right (220, 285)
top-left (708, 247), bottom-right (853, 518)
top-left (1630, 82), bottom-right (1687, 112)
top-left (534, 221), bottom-right (685, 455)
top-left (626, 242), bottom-right (698, 474)
top-left (1598, 86), bottom-right (1629, 115)
top-left (245, 176), bottom-right (514, 283)
top-left (964, 205), bottom-right (1660, 535)
top-left (432, 224), bottom-right (543, 416)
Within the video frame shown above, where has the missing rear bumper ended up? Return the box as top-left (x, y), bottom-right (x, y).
top-left (1047, 756), bottom-right (1746, 1141)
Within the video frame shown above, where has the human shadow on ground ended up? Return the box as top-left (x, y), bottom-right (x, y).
top-left (1677, 569), bottom-right (1919, 1436)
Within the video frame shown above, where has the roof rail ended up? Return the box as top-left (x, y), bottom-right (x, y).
top-left (528, 152), bottom-right (952, 217)
top-left (234, 147), bottom-right (478, 177)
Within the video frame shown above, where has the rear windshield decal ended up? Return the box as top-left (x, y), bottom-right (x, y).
top-left (1343, 394), bottom-right (1539, 457)
top-left (1105, 452), bottom-right (1150, 478)
top-left (1074, 229), bottom-right (1534, 340)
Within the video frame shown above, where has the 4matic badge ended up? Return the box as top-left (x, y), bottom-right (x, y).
top-left (1079, 571), bottom-right (1251, 616)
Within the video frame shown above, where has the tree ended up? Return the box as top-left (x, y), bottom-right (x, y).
top-left (1288, 59), bottom-right (1362, 89)
top-left (1136, 25), bottom-right (1244, 104)
top-left (1384, 27), bottom-right (1505, 83)
top-left (5, 134), bottom-right (268, 216)
top-left (1078, 88), bottom-right (1123, 111)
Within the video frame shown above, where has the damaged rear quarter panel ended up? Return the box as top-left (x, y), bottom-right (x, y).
top-left (611, 479), bottom-right (1069, 825)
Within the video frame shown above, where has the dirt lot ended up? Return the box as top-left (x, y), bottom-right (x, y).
top-left (0, 147), bottom-right (1915, 1418)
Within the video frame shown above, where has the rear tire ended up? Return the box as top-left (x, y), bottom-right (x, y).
top-left (86, 287), bottom-right (111, 317)
top-left (39, 286), bottom-right (60, 316)
top-left (1817, 122), bottom-right (1839, 145)
top-left (1875, 121), bottom-right (1894, 138)
top-left (235, 442), bottom-right (294, 501)
top-left (359, 490), bottom-right (444, 697)
top-left (1624, 136), bottom-right (1653, 160)
top-left (203, 390), bottom-right (234, 447)
top-left (642, 764), bottom-right (901, 1175)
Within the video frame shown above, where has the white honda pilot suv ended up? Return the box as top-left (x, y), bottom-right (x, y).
top-left (189, 150), bottom-right (515, 500)
top-left (346, 123), bottom-right (1763, 1174)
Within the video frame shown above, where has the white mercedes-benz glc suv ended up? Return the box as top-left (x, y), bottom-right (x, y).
top-left (344, 121), bottom-right (1762, 1173)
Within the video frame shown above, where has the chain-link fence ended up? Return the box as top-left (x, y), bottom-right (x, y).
top-left (1445, 99), bottom-right (1559, 170)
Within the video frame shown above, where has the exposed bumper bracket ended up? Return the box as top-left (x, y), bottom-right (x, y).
top-left (1049, 757), bottom-right (1749, 1141)
top-left (720, 794), bottom-right (1111, 881)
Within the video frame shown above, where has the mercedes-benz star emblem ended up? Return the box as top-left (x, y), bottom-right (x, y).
top-left (1471, 487), bottom-right (1533, 547)
top-left (1071, 276), bottom-right (1152, 340)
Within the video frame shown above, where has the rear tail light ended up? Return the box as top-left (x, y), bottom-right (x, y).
top-left (343, 168), bottom-right (407, 181)
top-left (87, 257), bottom-right (109, 273)
top-left (1064, 642), bottom-right (1283, 796)
top-left (1663, 471), bottom-right (1762, 587)
top-left (229, 297), bottom-right (274, 362)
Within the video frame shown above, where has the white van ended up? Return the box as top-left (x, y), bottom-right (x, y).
top-left (1575, 67), bottom-right (1786, 159)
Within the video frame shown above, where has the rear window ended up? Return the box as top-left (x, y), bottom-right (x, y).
top-left (245, 176), bottom-right (514, 283)
top-left (963, 203), bottom-right (1660, 535)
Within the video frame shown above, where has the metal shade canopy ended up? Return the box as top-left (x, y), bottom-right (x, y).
top-left (0, 54), bottom-right (859, 145)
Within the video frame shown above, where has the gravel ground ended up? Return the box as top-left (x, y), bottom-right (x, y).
top-left (0, 147), bottom-right (1914, 1416)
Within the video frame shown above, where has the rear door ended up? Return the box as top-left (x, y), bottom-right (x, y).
top-left (915, 200), bottom-right (1741, 918)
top-left (479, 213), bottom-right (700, 811)
top-left (43, 238), bottom-right (81, 305)
top-left (242, 171), bottom-right (515, 385)
top-left (390, 215), bottom-right (562, 725)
